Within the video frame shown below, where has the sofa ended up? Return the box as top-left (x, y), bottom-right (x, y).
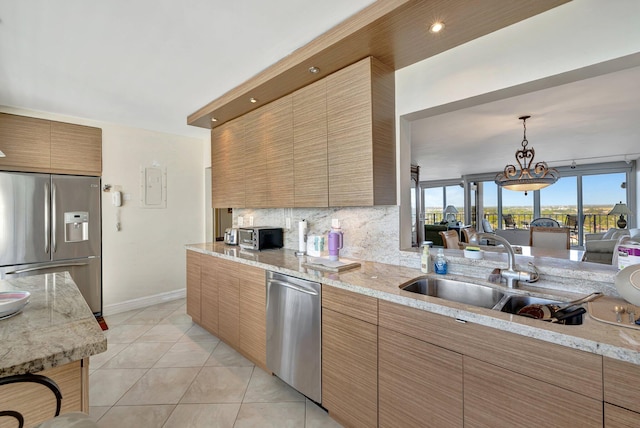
top-left (584, 228), bottom-right (631, 264)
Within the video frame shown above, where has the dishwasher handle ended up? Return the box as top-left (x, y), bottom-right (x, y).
top-left (267, 279), bottom-right (319, 296)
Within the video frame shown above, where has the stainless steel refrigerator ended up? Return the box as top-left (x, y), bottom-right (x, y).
top-left (0, 172), bottom-right (102, 314)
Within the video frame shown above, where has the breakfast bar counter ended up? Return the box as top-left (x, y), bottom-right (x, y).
top-left (0, 272), bottom-right (106, 376)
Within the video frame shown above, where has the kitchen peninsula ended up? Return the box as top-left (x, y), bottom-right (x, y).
top-left (0, 272), bottom-right (106, 425)
top-left (187, 243), bottom-right (640, 427)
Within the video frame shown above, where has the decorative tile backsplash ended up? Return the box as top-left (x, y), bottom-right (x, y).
top-left (234, 206), bottom-right (401, 264)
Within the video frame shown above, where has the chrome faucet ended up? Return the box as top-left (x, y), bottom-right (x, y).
top-left (478, 233), bottom-right (537, 288)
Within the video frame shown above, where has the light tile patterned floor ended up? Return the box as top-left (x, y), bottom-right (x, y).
top-left (89, 299), bottom-right (342, 428)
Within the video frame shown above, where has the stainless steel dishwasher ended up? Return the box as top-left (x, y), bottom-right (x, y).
top-left (266, 271), bottom-right (321, 403)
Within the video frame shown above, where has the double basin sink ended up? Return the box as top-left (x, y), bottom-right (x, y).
top-left (400, 277), bottom-right (583, 324)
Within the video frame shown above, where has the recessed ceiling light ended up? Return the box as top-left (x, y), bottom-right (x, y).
top-left (308, 66), bottom-right (320, 74)
top-left (211, 117), bottom-right (217, 122)
top-left (250, 97), bottom-right (258, 103)
top-left (429, 21), bottom-right (445, 33)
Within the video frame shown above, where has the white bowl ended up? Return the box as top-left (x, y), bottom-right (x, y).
top-left (464, 249), bottom-right (484, 260)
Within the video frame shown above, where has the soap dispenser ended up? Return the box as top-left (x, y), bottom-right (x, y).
top-left (420, 244), bottom-right (431, 273)
top-left (434, 248), bottom-right (448, 275)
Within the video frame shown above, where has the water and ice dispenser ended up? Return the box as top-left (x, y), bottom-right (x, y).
top-left (64, 211), bottom-right (90, 243)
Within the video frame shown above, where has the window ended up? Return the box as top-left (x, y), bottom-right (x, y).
top-left (540, 176), bottom-right (578, 244)
top-left (582, 172), bottom-right (627, 234)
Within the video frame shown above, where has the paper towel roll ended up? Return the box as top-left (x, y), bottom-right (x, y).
top-left (298, 220), bottom-right (307, 253)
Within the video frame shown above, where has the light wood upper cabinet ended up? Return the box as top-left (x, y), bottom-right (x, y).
top-left (186, 250), bottom-right (201, 324)
top-left (0, 113), bottom-right (51, 172)
top-left (50, 121), bottom-right (102, 175)
top-left (265, 96), bottom-right (294, 208)
top-left (326, 56), bottom-right (396, 207)
top-left (0, 113), bottom-right (102, 175)
top-left (293, 78), bottom-right (328, 207)
top-left (244, 108), bottom-right (269, 208)
top-left (211, 117), bottom-right (245, 208)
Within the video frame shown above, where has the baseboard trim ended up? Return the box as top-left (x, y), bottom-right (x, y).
top-left (103, 288), bottom-right (186, 316)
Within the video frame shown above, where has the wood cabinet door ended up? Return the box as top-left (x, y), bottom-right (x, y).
top-left (293, 79), bottom-right (328, 207)
top-left (0, 113), bottom-right (51, 172)
top-left (605, 403), bottom-right (640, 427)
top-left (378, 327), bottom-right (463, 428)
top-left (264, 96), bottom-right (293, 208)
top-left (239, 265), bottom-right (267, 370)
top-left (0, 360), bottom-right (83, 427)
top-left (604, 356), bottom-right (640, 414)
top-left (200, 255), bottom-right (219, 335)
top-left (186, 251), bottom-right (201, 324)
top-left (244, 108), bottom-right (269, 207)
top-left (211, 117), bottom-right (245, 208)
top-left (326, 57), bottom-right (374, 207)
top-left (322, 308), bottom-right (377, 428)
top-left (464, 357), bottom-right (602, 428)
top-left (50, 121), bottom-right (102, 175)
top-left (217, 260), bottom-right (240, 348)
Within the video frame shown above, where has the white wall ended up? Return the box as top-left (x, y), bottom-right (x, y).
top-left (395, 0), bottom-right (640, 245)
top-left (0, 106), bottom-right (208, 310)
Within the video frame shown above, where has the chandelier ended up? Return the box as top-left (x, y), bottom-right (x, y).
top-left (495, 115), bottom-right (559, 195)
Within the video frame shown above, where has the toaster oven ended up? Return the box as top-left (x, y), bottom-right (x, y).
top-left (238, 227), bottom-right (283, 250)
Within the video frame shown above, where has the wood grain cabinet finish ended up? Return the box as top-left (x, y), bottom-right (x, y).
top-left (0, 113), bottom-right (51, 172)
top-left (217, 259), bottom-right (240, 349)
top-left (604, 403), bottom-right (640, 427)
top-left (186, 250), bottom-right (201, 324)
top-left (0, 360), bottom-right (85, 427)
top-left (378, 299), bottom-right (602, 401)
top-left (50, 121), bottom-right (102, 175)
top-left (239, 264), bottom-right (267, 371)
top-left (293, 78), bottom-right (328, 207)
top-left (322, 308), bottom-right (378, 428)
top-left (464, 357), bottom-right (602, 428)
top-left (326, 56), bottom-right (396, 207)
top-left (604, 356), bottom-right (640, 415)
top-left (0, 113), bottom-right (102, 175)
top-left (378, 327), bottom-right (463, 428)
top-left (200, 255), bottom-right (219, 335)
top-left (322, 284), bottom-right (378, 324)
top-left (211, 117), bottom-right (245, 208)
top-left (244, 107), bottom-right (269, 208)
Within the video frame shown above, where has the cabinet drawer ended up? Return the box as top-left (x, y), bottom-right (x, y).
top-left (605, 403), bottom-right (640, 427)
top-left (378, 300), bottom-right (603, 400)
top-left (604, 357), bottom-right (640, 413)
top-left (322, 285), bottom-right (377, 324)
top-left (465, 357), bottom-right (602, 428)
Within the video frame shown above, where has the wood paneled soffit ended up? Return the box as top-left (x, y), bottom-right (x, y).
top-left (188, 0), bottom-right (569, 129)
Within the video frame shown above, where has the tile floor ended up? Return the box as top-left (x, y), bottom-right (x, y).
top-left (89, 298), bottom-right (342, 428)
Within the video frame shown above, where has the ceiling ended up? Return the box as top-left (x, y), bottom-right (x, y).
top-left (411, 59), bottom-right (640, 181)
top-left (0, 0), bottom-right (374, 138)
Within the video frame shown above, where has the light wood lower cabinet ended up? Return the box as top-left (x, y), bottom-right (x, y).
top-left (322, 286), bottom-right (378, 428)
top-left (464, 357), bottom-right (602, 427)
top-left (0, 359), bottom-right (87, 427)
top-left (605, 403), bottom-right (640, 427)
top-left (186, 250), bottom-right (201, 324)
top-left (378, 327), bottom-right (462, 428)
top-left (186, 252), bottom-right (266, 369)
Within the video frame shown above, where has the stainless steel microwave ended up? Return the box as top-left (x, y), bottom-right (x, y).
top-left (238, 227), bottom-right (283, 250)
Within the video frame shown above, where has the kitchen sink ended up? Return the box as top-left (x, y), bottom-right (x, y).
top-left (498, 295), bottom-right (584, 325)
top-left (400, 277), bottom-right (505, 309)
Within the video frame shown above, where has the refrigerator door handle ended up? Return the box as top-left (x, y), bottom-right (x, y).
top-left (52, 182), bottom-right (57, 253)
top-left (44, 181), bottom-right (50, 254)
top-left (5, 262), bottom-right (90, 275)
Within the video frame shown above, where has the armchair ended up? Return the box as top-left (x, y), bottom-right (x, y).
top-left (584, 228), bottom-right (630, 264)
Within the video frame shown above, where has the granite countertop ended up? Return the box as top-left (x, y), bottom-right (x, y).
top-left (187, 242), bottom-right (640, 365)
top-left (0, 272), bottom-right (107, 376)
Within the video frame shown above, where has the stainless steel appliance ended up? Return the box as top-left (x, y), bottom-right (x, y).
top-left (223, 227), bottom-right (238, 245)
top-left (266, 271), bottom-right (321, 403)
top-left (239, 227), bottom-right (283, 251)
top-left (0, 172), bottom-right (102, 314)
